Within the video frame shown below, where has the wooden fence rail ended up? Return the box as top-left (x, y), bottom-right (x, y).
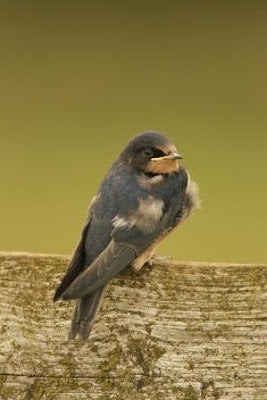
top-left (0, 251), bottom-right (266, 399)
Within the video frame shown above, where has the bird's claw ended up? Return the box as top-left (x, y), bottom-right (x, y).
top-left (147, 254), bottom-right (172, 266)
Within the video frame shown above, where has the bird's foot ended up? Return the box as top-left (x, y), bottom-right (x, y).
top-left (147, 254), bottom-right (172, 266)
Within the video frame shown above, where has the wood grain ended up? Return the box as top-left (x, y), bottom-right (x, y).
top-left (0, 251), bottom-right (266, 400)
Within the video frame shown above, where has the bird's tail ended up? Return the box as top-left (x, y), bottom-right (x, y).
top-left (68, 286), bottom-right (106, 341)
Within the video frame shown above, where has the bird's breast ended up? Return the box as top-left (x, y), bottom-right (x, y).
top-left (112, 195), bottom-right (165, 233)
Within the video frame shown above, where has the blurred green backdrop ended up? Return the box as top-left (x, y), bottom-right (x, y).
top-left (0, 1), bottom-right (266, 263)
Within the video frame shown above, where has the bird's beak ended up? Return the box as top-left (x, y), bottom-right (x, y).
top-left (165, 152), bottom-right (183, 160)
top-left (151, 152), bottom-right (183, 161)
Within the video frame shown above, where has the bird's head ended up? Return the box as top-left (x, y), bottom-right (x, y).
top-left (120, 131), bottom-right (183, 174)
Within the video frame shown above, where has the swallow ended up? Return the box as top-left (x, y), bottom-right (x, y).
top-left (54, 131), bottom-right (200, 340)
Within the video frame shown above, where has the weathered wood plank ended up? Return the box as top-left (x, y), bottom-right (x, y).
top-left (0, 251), bottom-right (266, 399)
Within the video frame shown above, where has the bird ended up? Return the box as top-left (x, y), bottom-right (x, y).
top-left (53, 131), bottom-right (200, 340)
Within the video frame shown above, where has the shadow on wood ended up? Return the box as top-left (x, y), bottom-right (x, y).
top-left (0, 251), bottom-right (266, 399)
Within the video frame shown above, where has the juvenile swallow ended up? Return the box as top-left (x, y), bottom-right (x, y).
top-left (54, 131), bottom-right (200, 340)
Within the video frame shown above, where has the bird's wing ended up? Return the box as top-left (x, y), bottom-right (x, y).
top-left (53, 217), bottom-right (91, 301)
top-left (60, 190), bottom-right (186, 301)
top-left (61, 228), bottom-right (155, 300)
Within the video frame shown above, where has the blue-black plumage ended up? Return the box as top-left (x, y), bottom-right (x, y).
top-left (53, 131), bottom-right (200, 340)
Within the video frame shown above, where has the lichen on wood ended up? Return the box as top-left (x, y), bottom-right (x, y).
top-left (0, 251), bottom-right (266, 399)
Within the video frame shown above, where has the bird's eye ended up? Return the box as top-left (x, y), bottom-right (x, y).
top-left (143, 148), bottom-right (153, 157)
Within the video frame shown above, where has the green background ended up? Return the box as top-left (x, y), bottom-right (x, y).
top-left (1, 1), bottom-right (266, 263)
